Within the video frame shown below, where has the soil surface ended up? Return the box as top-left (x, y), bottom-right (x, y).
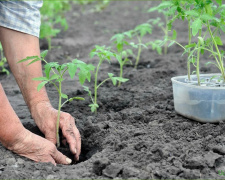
top-left (1, 1), bottom-right (225, 179)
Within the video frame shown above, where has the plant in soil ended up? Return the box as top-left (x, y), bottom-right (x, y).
top-left (83, 45), bottom-right (129, 113)
top-left (40, 1), bottom-right (70, 50)
top-left (181, 0), bottom-right (225, 85)
top-left (110, 31), bottom-right (134, 86)
top-left (149, 0), bottom-right (195, 80)
top-left (18, 50), bottom-right (95, 147)
top-left (130, 23), bottom-right (152, 68)
top-left (148, 1), bottom-right (179, 55)
top-left (157, 0), bottom-right (225, 85)
top-left (0, 43), bottom-right (9, 75)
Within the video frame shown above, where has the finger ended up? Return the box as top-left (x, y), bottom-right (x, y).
top-left (52, 149), bottom-right (72, 165)
top-left (30, 155), bottom-right (57, 166)
top-left (61, 117), bottom-right (77, 155)
top-left (63, 127), bottom-right (77, 155)
top-left (73, 126), bottom-right (81, 161)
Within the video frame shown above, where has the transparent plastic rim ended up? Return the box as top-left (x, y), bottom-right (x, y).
top-left (171, 73), bottom-right (225, 90)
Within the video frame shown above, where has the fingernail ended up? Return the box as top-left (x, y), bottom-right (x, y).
top-left (74, 148), bottom-right (77, 154)
top-left (66, 158), bottom-right (72, 164)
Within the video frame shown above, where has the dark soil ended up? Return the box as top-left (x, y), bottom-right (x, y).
top-left (1, 1), bottom-right (225, 179)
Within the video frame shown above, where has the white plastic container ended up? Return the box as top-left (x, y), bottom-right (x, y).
top-left (171, 74), bottom-right (225, 123)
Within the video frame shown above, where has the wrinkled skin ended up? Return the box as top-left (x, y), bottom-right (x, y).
top-left (31, 101), bottom-right (81, 161)
top-left (8, 128), bottom-right (72, 165)
top-left (0, 26), bottom-right (81, 165)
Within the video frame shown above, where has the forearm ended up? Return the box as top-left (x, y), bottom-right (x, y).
top-left (0, 27), bottom-right (51, 115)
top-left (0, 84), bottom-right (25, 148)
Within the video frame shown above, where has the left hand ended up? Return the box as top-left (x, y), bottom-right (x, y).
top-left (30, 101), bottom-right (81, 161)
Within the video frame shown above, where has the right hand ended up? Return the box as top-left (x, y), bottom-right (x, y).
top-left (7, 128), bottom-right (72, 165)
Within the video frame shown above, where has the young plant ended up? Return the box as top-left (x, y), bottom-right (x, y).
top-left (159, 0), bottom-right (225, 85)
top-left (40, 1), bottom-right (70, 50)
top-left (84, 45), bottom-right (129, 113)
top-left (131, 23), bottom-right (152, 68)
top-left (148, 0), bottom-right (194, 80)
top-left (0, 43), bottom-right (9, 75)
top-left (148, 1), bottom-right (177, 55)
top-left (18, 50), bottom-right (95, 147)
top-left (110, 31), bottom-right (134, 86)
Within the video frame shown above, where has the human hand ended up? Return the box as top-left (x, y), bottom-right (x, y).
top-left (7, 128), bottom-right (72, 165)
top-left (31, 101), bottom-right (81, 161)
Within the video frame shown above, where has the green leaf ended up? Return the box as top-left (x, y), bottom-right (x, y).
top-left (156, 1), bottom-right (174, 10)
top-left (44, 64), bottom-right (52, 79)
top-left (115, 77), bottom-right (129, 82)
top-left (17, 56), bottom-right (39, 64)
top-left (172, 30), bottom-right (177, 40)
top-left (123, 30), bottom-right (133, 38)
top-left (41, 50), bottom-right (48, 58)
top-left (83, 86), bottom-right (89, 92)
top-left (189, 57), bottom-right (196, 63)
top-left (185, 43), bottom-right (196, 48)
top-left (215, 0), bottom-right (222, 5)
top-left (191, 18), bottom-right (202, 36)
top-left (185, 10), bottom-right (199, 17)
top-left (108, 73), bottom-right (114, 78)
top-left (200, 14), bottom-right (213, 21)
top-left (68, 63), bottom-right (77, 79)
top-left (198, 37), bottom-right (204, 45)
top-left (214, 36), bottom-right (223, 45)
top-left (134, 23), bottom-right (152, 38)
top-left (61, 93), bottom-right (68, 99)
top-left (117, 43), bottom-right (123, 53)
top-left (69, 97), bottom-right (85, 102)
top-left (33, 77), bottom-right (48, 81)
top-left (37, 81), bottom-right (48, 91)
top-left (78, 70), bottom-right (88, 85)
top-left (27, 57), bottom-right (42, 66)
top-left (110, 33), bottom-right (124, 44)
top-left (110, 78), bottom-right (117, 86)
top-left (49, 74), bottom-right (60, 81)
top-left (200, 48), bottom-right (205, 55)
top-left (205, 3), bottom-right (213, 16)
top-left (89, 103), bottom-right (99, 113)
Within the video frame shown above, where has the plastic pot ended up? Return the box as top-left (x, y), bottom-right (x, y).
top-left (171, 74), bottom-right (225, 123)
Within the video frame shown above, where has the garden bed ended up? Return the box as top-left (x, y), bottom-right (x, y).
top-left (1, 1), bottom-right (225, 179)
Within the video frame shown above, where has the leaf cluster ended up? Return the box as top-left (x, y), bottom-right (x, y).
top-left (40, 1), bottom-right (70, 49)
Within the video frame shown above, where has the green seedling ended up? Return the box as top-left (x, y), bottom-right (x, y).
top-left (159, 0), bottom-right (225, 85)
top-left (84, 45), bottom-right (129, 113)
top-left (148, 1), bottom-right (178, 55)
top-left (18, 50), bottom-right (95, 147)
top-left (148, 0), bottom-right (194, 80)
top-left (40, 1), bottom-right (70, 50)
top-left (0, 43), bottom-right (9, 75)
top-left (110, 31), bottom-right (133, 86)
top-left (131, 23), bottom-right (152, 69)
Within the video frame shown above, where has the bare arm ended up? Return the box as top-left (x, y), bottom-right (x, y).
top-left (0, 27), bottom-right (81, 161)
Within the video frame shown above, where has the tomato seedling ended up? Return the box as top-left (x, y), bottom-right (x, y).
top-left (179, 0), bottom-right (225, 84)
top-left (40, 1), bottom-right (70, 50)
top-left (131, 23), bottom-right (152, 68)
top-left (110, 31), bottom-right (133, 86)
top-left (18, 50), bottom-right (95, 147)
top-left (149, 0), bottom-right (194, 80)
top-left (84, 45), bottom-right (129, 113)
